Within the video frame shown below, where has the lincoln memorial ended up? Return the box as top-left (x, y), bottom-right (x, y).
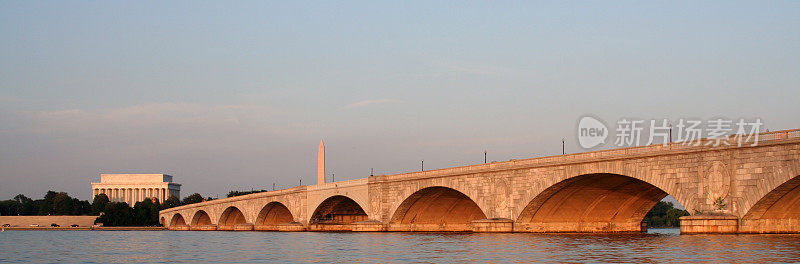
top-left (91, 174), bottom-right (181, 205)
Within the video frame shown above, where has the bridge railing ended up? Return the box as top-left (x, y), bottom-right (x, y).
top-left (307, 178), bottom-right (368, 191)
top-left (158, 185), bottom-right (307, 213)
top-left (383, 128), bottom-right (800, 181)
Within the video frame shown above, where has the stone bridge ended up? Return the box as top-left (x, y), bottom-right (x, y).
top-left (159, 129), bottom-right (800, 233)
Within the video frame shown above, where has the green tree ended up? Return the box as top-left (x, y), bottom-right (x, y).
top-left (39, 190), bottom-right (59, 215)
top-left (95, 202), bottom-right (133, 226)
top-left (33, 191), bottom-right (91, 216)
top-left (13, 194), bottom-right (38, 215)
top-left (28, 200), bottom-right (44, 216)
top-left (227, 190), bottom-right (267, 198)
top-left (0, 199), bottom-right (22, 216)
top-left (52, 192), bottom-right (74, 215)
top-left (150, 199), bottom-right (162, 225)
top-left (13, 194), bottom-right (31, 204)
top-left (182, 193), bottom-right (204, 205)
top-left (665, 208), bottom-right (690, 227)
top-left (72, 199), bottom-right (91, 215)
top-left (132, 199), bottom-right (162, 226)
top-left (161, 195), bottom-right (182, 210)
top-left (644, 201), bottom-right (690, 227)
top-left (91, 194), bottom-right (110, 215)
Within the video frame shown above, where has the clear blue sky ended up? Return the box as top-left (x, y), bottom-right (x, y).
top-left (1, 1), bottom-right (798, 203)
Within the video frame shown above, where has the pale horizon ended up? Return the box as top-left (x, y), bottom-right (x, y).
top-left (1, 1), bottom-right (798, 204)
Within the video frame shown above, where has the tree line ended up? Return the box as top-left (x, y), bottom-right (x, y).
top-left (95, 192), bottom-right (215, 226)
top-left (0, 191), bottom-right (92, 216)
top-left (0, 191), bottom-right (215, 226)
top-left (643, 201), bottom-right (690, 227)
top-left (227, 189), bottom-right (268, 198)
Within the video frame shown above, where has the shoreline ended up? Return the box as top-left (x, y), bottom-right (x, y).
top-left (2, 226), bottom-right (166, 231)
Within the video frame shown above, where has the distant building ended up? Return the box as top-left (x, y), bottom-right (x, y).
top-left (91, 174), bottom-right (180, 205)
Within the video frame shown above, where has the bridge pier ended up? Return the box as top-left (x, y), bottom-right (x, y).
top-left (739, 219), bottom-right (800, 233)
top-left (276, 222), bottom-right (307, 231)
top-left (233, 223), bottom-right (254, 231)
top-left (351, 220), bottom-right (385, 232)
top-left (190, 224), bottom-right (217, 231)
top-left (254, 225), bottom-right (279, 231)
top-left (680, 215), bottom-right (739, 234)
top-left (169, 225), bottom-right (189, 231)
top-left (217, 223), bottom-right (255, 231)
top-left (308, 224), bottom-right (354, 232)
top-left (514, 221), bottom-right (646, 233)
top-left (472, 218), bottom-right (514, 232)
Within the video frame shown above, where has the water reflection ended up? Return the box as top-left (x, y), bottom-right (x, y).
top-left (1, 230), bottom-right (800, 263)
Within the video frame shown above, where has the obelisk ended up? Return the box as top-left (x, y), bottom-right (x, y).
top-left (318, 139), bottom-right (325, 185)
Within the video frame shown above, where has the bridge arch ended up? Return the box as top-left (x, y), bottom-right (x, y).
top-left (516, 173), bottom-right (675, 232)
top-left (741, 173), bottom-right (800, 232)
top-left (190, 210), bottom-right (213, 226)
top-left (256, 202), bottom-right (294, 229)
top-left (310, 195), bottom-right (368, 226)
top-left (218, 206), bottom-right (247, 228)
top-left (389, 186), bottom-right (487, 232)
top-left (169, 213), bottom-right (187, 227)
top-left (739, 160), bottom-right (799, 217)
top-left (385, 178), bottom-right (491, 221)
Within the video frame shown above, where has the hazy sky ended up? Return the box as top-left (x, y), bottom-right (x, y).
top-left (1, 1), bottom-right (798, 203)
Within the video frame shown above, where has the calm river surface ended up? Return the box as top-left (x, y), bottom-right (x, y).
top-left (2, 229), bottom-right (800, 263)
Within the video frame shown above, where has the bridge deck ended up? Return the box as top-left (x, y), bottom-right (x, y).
top-left (159, 129), bottom-right (800, 234)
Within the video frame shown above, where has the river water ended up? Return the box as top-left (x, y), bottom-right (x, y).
top-left (1, 229), bottom-right (800, 263)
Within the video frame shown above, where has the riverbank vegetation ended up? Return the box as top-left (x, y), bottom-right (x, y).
top-left (643, 201), bottom-right (690, 227)
top-left (95, 192), bottom-right (211, 226)
top-left (0, 191), bottom-right (211, 226)
top-left (0, 191), bottom-right (90, 216)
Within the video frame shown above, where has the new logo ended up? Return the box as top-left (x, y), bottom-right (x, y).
top-left (578, 116), bottom-right (608, 149)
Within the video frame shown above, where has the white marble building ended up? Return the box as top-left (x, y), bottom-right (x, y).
top-left (91, 174), bottom-right (181, 205)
